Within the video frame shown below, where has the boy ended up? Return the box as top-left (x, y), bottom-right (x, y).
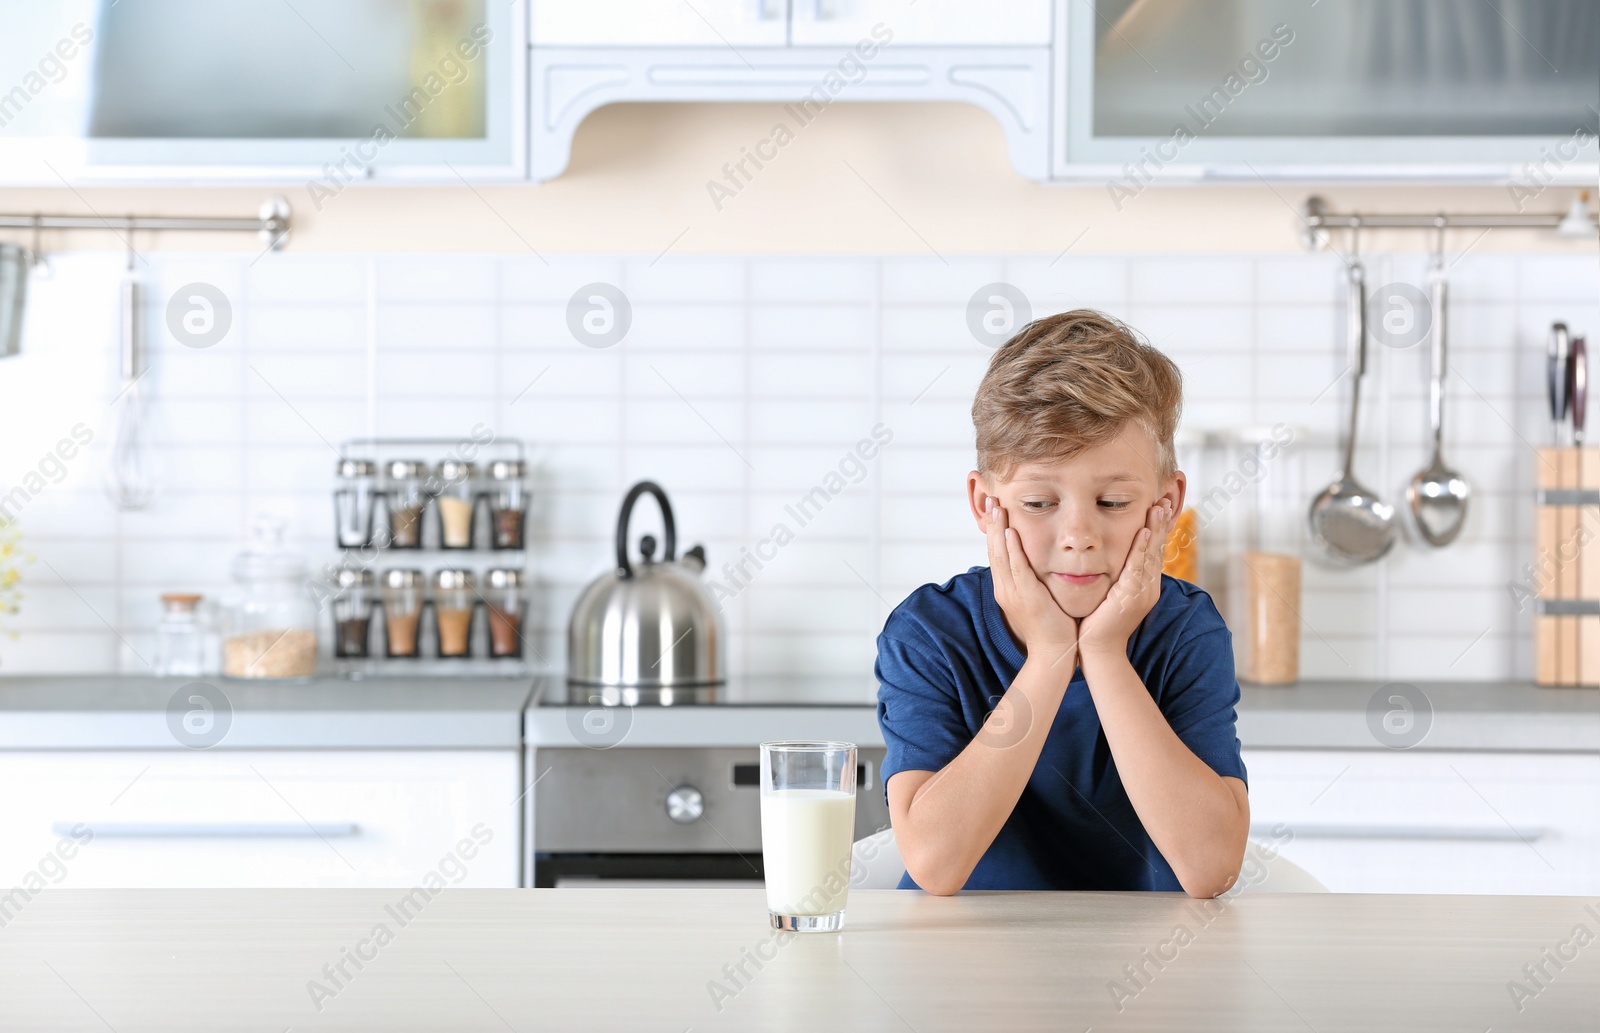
top-left (876, 310), bottom-right (1249, 898)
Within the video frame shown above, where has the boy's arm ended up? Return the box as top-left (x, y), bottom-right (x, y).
top-left (887, 497), bottom-right (1080, 896)
top-left (1077, 502), bottom-right (1250, 898)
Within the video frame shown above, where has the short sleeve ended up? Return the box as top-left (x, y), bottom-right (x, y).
top-left (1156, 619), bottom-right (1249, 788)
top-left (875, 616), bottom-right (975, 802)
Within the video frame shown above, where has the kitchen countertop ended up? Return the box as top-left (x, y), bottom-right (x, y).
top-left (0, 676), bottom-right (533, 749)
top-left (0, 675), bottom-right (1595, 751)
top-left (3, 888), bottom-right (1593, 1031)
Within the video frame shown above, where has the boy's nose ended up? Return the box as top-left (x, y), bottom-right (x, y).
top-left (1054, 509), bottom-right (1100, 551)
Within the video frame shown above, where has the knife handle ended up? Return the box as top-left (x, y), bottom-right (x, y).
top-left (1571, 337), bottom-right (1588, 445)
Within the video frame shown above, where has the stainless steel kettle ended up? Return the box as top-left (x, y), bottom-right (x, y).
top-left (567, 481), bottom-right (724, 704)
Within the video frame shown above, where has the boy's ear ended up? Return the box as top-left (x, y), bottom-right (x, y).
top-left (1166, 470), bottom-right (1187, 514)
top-left (966, 470), bottom-right (995, 531)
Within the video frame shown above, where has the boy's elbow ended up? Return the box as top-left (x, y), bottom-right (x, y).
top-left (897, 834), bottom-right (968, 897)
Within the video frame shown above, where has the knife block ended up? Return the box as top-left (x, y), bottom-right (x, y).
top-left (1534, 447), bottom-right (1600, 686)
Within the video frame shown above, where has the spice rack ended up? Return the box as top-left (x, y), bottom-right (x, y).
top-left (1533, 447), bottom-right (1600, 686)
top-left (329, 437), bottom-right (533, 678)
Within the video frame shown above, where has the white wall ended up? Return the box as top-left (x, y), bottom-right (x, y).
top-left (0, 249), bottom-right (1593, 688)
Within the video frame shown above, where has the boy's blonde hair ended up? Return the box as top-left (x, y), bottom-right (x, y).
top-left (972, 309), bottom-right (1183, 484)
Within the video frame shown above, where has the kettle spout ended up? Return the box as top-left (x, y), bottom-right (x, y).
top-left (682, 544), bottom-right (707, 573)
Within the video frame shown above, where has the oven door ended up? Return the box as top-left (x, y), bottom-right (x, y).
top-left (531, 746), bottom-right (889, 887)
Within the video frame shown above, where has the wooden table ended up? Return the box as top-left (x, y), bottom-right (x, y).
top-left (2, 889), bottom-right (1595, 1031)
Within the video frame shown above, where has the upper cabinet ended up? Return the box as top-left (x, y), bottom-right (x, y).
top-left (789, 1), bottom-right (1051, 46)
top-left (1, 0), bottom-right (1591, 185)
top-left (533, 1), bottom-right (791, 47)
top-left (0, 0), bottom-right (526, 181)
top-left (1055, 0), bottom-right (1600, 178)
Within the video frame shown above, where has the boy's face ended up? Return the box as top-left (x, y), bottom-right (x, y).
top-left (967, 422), bottom-right (1185, 620)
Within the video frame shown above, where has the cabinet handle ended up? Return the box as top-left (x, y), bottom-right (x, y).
top-left (1252, 822), bottom-right (1547, 842)
top-left (54, 822), bottom-right (360, 838)
top-left (748, 0), bottom-right (784, 20)
top-left (797, 0), bottom-right (831, 21)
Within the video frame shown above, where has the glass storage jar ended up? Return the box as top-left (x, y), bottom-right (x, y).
top-left (483, 568), bottom-right (524, 658)
top-left (383, 460), bottom-right (428, 549)
top-left (435, 460), bottom-right (478, 550)
top-left (433, 568), bottom-right (475, 657)
top-left (220, 517), bottom-right (319, 681)
top-left (486, 460), bottom-right (526, 550)
top-left (1222, 425), bottom-right (1306, 686)
top-left (380, 569), bottom-right (425, 658)
top-left (330, 568), bottom-right (375, 660)
top-left (334, 458), bottom-right (377, 549)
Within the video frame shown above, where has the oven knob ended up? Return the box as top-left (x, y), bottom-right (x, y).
top-left (665, 786), bottom-right (704, 824)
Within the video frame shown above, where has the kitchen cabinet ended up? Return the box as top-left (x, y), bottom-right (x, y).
top-left (534, 1), bottom-right (1051, 48)
top-left (783, 0), bottom-right (1049, 46)
top-left (1055, 0), bottom-right (1600, 179)
top-left (1243, 748), bottom-right (1600, 895)
top-left (533, 0), bottom-right (790, 47)
top-left (0, 750), bottom-right (520, 888)
top-left (0, 0), bottom-right (526, 183)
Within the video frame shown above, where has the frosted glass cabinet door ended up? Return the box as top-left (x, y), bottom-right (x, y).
top-left (789, 0), bottom-right (1051, 45)
top-left (0, 0), bottom-right (523, 177)
top-left (532, 0), bottom-right (790, 46)
top-left (1061, 0), bottom-right (1600, 170)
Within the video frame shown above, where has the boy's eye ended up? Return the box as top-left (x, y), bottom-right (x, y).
top-left (1021, 500), bottom-right (1053, 511)
top-left (1099, 500), bottom-right (1133, 509)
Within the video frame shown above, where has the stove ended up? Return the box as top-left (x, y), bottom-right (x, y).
top-left (527, 674), bottom-right (892, 888)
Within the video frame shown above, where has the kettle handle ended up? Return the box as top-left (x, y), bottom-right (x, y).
top-left (616, 481), bottom-right (676, 579)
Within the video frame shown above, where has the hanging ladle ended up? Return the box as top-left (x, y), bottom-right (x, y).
top-left (1407, 219), bottom-right (1470, 546)
top-left (1308, 233), bottom-right (1398, 565)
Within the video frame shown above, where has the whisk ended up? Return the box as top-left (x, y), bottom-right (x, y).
top-left (106, 238), bottom-right (159, 510)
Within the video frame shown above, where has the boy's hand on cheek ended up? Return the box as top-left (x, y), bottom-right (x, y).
top-left (1078, 499), bottom-right (1172, 662)
top-left (984, 497), bottom-right (1079, 672)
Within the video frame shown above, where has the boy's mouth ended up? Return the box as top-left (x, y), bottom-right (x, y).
top-left (1053, 572), bottom-right (1103, 586)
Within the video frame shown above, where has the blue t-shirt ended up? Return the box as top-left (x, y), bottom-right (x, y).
top-left (875, 567), bottom-right (1247, 892)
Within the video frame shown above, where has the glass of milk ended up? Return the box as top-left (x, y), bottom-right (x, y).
top-left (759, 740), bottom-right (857, 932)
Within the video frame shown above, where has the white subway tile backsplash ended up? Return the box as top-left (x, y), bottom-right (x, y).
top-left (1, 251), bottom-right (1593, 684)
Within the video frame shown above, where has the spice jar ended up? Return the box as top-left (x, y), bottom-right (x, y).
top-left (330, 568), bottom-right (375, 659)
top-left (435, 460), bottom-right (478, 550)
top-left (1222, 425), bottom-right (1305, 686)
top-left (383, 460), bottom-right (428, 549)
top-left (486, 460), bottom-right (527, 550)
top-left (220, 517), bottom-right (319, 681)
top-left (334, 458), bottom-right (377, 549)
top-left (483, 568), bottom-right (524, 658)
top-left (433, 569), bottom-right (476, 657)
top-left (381, 569), bottom-right (425, 658)
top-left (154, 593), bottom-right (215, 677)
top-left (1162, 429), bottom-right (1205, 586)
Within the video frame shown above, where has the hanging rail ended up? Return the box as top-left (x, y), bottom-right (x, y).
top-left (1300, 194), bottom-right (1596, 250)
top-left (0, 196), bottom-right (290, 249)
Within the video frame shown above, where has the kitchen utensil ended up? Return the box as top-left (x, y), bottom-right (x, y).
top-left (1569, 336), bottom-right (1587, 445)
top-left (1549, 322), bottom-right (1571, 444)
top-left (105, 245), bottom-right (159, 510)
top-left (0, 243), bottom-right (27, 359)
top-left (1407, 253), bottom-right (1471, 546)
top-left (567, 481), bottom-right (723, 703)
top-left (1308, 258), bottom-right (1397, 565)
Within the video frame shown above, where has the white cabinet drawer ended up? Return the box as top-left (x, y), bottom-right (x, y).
top-left (1243, 750), bottom-right (1600, 895)
top-left (0, 751), bottom-right (520, 889)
